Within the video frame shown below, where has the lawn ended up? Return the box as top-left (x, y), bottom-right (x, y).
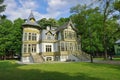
top-left (0, 60), bottom-right (120, 80)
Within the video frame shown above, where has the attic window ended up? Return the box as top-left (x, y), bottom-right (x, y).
top-left (68, 26), bottom-right (72, 29)
top-left (46, 34), bottom-right (52, 40)
top-left (30, 18), bottom-right (35, 22)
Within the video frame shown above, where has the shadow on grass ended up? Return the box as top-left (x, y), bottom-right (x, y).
top-left (0, 61), bottom-right (101, 80)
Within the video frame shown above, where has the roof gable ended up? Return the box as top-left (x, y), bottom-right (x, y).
top-left (45, 31), bottom-right (53, 35)
top-left (56, 20), bottom-right (78, 32)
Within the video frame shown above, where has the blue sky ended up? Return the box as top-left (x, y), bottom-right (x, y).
top-left (3, 0), bottom-right (95, 21)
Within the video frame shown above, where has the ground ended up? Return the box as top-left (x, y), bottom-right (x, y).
top-left (0, 60), bottom-right (120, 80)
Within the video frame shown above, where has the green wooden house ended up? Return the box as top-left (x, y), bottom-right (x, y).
top-left (114, 39), bottom-right (120, 55)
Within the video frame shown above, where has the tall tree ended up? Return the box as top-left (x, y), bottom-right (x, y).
top-left (98, 0), bottom-right (117, 59)
top-left (0, 19), bottom-right (13, 59)
top-left (12, 18), bottom-right (24, 56)
top-left (70, 4), bottom-right (100, 63)
top-left (70, 2), bottom-right (119, 62)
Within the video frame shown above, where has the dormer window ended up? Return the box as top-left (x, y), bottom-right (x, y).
top-left (46, 33), bottom-right (52, 40)
top-left (46, 31), bottom-right (53, 40)
top-left (68, 25), bottom-right (72, 29)
top-left (30, 18), bottom-right (35, 23)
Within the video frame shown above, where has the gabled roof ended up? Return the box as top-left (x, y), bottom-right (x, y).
top-left (56, 20), bottom-right (78, 32)
top-left (45, 31), bottom-right (54, 35)
top-left (115, 39), bottom-right (120, 44)
top-left (41, 30), bottom-right (56, 40)
top-left (22, 11), bottom-right (41, 28)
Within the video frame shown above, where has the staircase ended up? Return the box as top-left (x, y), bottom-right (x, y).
top-left (70, 51), bottom-right (90, 61)
top-left (78, 51), bottom-right (90, 61)
top-left (30, 53), bottom-right (44, 63)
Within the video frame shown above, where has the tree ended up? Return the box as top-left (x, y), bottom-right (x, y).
top-left (70, 4), bottom-right (101, 63)
top-left (70, 2), bottom-right (119, 62)
top-left (0, 19), bottom-right (13, 59)
top-left (12, 18), bottom-right (24, 56)
top-left (0, 0), bottom-right (6, 13)
top-left (0, 0), bottom-right (6, 20)
top-left (114, 0), bottom-right (120, 12)
top-left (58, 17), bottom-right (69, 26)
top-left (0, 18), bottom-right (24, 60)
top-left (38, 18), bottom-right (58, 29)
top-left (97, 0), bottom-right (119, 59)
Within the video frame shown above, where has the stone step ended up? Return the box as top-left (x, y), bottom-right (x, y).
top-left (31, 53), bottom-right (44, 63)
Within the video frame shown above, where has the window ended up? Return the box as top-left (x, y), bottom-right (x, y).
top-left (24, 33), bottom-right (27, 41)
top-left (32, 44), bottom-right (36, 53)
top-left (34, 34), bottom-right (37, 40)
top-left (64, 31), bottom-right (67, 38)
top-left (61, 42), bottom-right (65, 51)
top-left (24, 44), bottom-right (27, 53)
top-left (46, 34), bottom-right (52, 40)
top-left (28, 33), bottom-right (31, 40)
top-left (73, 32), bottom-right (76, 38)
top-left (46, 45), bottom-right (52, 52)
top-left (117, 49), bottom-right (120, 54)
top-left (46, 57), bottom-right (52, 61)
top-left (54, 34), bottom-right (57, 40)
top-left (64, 43), bottom-right (68, 51)
top-left (28, 44), bottom-right (31, 53)
top-left (64, 30), bottom-right (76, 39)
top-left (32, 33), bottom-right (37, 41)
top-left (70, 43), bottom-right (73, 50)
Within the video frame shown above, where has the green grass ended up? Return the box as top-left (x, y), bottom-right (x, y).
top-left (112, 58), bottom-right (120, 61)
top-left (0, 60), bottom-right (120, 80)
top-left (94, 57), bottom-right (120, 61)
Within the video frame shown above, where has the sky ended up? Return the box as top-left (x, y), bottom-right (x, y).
top-left (3, 0), bottom-right (96, 21)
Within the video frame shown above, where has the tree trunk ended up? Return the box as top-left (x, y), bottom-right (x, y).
top-left (103, 0), bottom-right (110, 60)
top-left (90, 53), bottom-right (93, 63)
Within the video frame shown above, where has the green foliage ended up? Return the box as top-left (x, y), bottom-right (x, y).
top-left (70, 4), bottom-right (87, 14)
top-left (58, 17), bottom-right (69, 26)
top-left (0, 18), bottom-right (24, 57)
top-left (0, 19), bottom-right (13, 55)
top-left (114, 0), bottom-right (120, 11)
top-left (0, 0), bottom-right (6, 13)
top-left (12, 18), bottom-right (24, 54)
top-left (38, 18), bottom-right (58, 29)
top-left (70, 3), bottom-right (119, 58)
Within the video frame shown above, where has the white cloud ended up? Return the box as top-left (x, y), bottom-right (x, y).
top-left (19, 0), bottom-right (38, 10)
top-left (46, 0), bottom-right (96, 19)
top-left (3, 0), bottom-right (96, 21)
top-left (3, 0), bottom-right (42, 21)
